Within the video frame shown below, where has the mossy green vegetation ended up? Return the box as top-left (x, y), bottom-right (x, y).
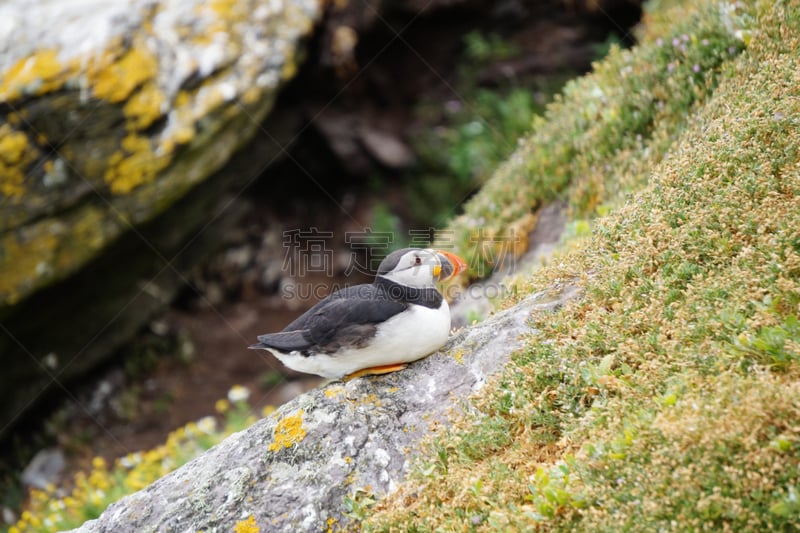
top-left (370, 0), bottom-right (799, 530)
top-left (442, 0), bottom-right (747, 278)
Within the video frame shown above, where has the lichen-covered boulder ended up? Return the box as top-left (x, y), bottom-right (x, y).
top-left (72, 287), bottom-right (578, 532)
top-left (0, 0), bottom-right (321, 305)
top-left (0, 0), bottom-right (323, 437)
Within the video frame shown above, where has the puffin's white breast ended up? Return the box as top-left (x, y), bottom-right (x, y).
top-left (268, 300), bottom-right (451, 378)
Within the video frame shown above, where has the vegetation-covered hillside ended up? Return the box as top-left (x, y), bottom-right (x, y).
top-left (371, 0), bottom-right (800, 530)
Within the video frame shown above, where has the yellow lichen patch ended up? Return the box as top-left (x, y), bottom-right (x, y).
top-left (208, 0), bottom-right (238, 17)
top-left (0, 126), bottom-right (32, 164)
top-left (199, 0), bottom-right (245, 34)
top-left (175, 90), bottom-right (191, 107)
top-left (161, 97), bottom-right (198, 149)
top-left (90, 45), bottom-right (158, 103)
top-left (268, 409), bottom-right (306, 452)
top-left (241, 86), bottom-right (261, 105)
top-left (0, 226), bottom-right (59, 305)
top-left (232, 515), bottom-right (259, 533)
top-left (286, 4), bottom-right (315, 35)
top-left (280, 59), bottom-right (297, 81)
top-left (324, 385), bottom-right (345, 398)
top-left (123, 82), bottom-right (166, 130)
top-left (171, 123), bottom-right (197, 147)
top-left (0, 49), bottom-right (66, 102)
top-left (0, 204), bottom-right (112, 305)
top-left (450, 349), bottom-right (465, 364)
top-left (104, 134), bottom-right (169, 194)
top-left (0, 175), bottom-right (25, 199)
top-left (362, 393), bottom-right (383, 407)
top-left (67, 207), bottom-right (110, 260)
top-left (326, 516), bottom-right (338, 533)
top-left (0, 124), bottom-right (39, 199)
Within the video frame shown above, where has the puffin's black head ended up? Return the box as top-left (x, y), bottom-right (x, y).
top-left (375, 248), bottom-right (467, 288)
top-left (376, 248), bottom-right (418, 276)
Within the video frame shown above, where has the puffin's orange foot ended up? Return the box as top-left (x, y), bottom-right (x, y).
top-left (342, 364), bottom-right (408, 382)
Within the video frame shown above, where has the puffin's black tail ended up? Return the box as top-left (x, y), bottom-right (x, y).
top-left (249, 331), bottom-right (311, 352)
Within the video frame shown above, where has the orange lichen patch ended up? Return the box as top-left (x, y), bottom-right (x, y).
top-left (104, 134), bottom-right (169, 194)
top-left (0, 124), bottom-right (40, 200)
top-left (268, 410), bottom-right (306, 452)
top-left (233, 515), bottom-right (260, 533)
top-left (123, 82), bottom-right (166, 130)
top-left (0, 49), bottom-right (67, 102)
top-left (90, 45), bottom-right (158, 103)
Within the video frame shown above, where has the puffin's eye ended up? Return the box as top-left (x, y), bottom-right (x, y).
top-left (414, 256), bottom-right (421, 265)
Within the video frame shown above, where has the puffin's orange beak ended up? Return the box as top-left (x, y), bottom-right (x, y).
top-left (435, 250), bottom-right (468, 280)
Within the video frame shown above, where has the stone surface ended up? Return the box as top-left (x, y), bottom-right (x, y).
top-left (20, 447), bottom-right (66, 490)
top-left (73, 286), bottom-right (579, 532)
top-left (0, 0), bottom-right (322, 306)
top-left (0, 0), bottom-right (322, 438)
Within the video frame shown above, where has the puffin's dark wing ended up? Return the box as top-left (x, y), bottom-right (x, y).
top-left (288, 284), bottom-right (407, 345)
top-left (251, 284), bottom-right (407, 354)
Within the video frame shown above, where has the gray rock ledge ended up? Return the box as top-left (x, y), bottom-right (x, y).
top-left (74, 286), bottom-right (578, 532)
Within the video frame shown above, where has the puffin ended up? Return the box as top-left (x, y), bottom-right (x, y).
top-left (249, 248), bottom-right (467, 380)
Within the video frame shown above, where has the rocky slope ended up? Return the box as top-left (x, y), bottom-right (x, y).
top-left (71, 286), bottom-right (578, 532)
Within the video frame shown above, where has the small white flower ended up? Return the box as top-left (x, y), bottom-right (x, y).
top-left (120, 452), bottom-right (142, 468)
top-left (228, 384), bottom-right (251, 403)
top-left (196, 416), bottom-right (217, 434)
